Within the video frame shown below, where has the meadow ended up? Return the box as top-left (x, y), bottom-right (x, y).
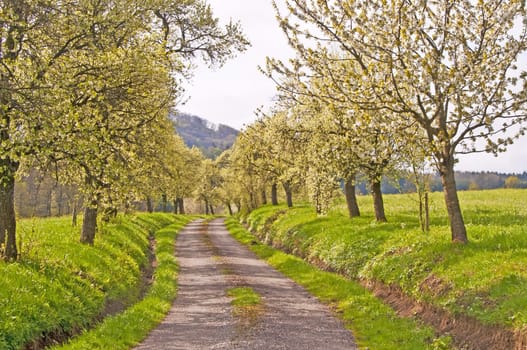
top-left (241, 189), bottom-right (527, 347)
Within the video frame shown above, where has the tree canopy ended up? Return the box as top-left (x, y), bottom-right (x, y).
top-left (258, 0), bottom-right (527, 243)
top-left (0, 0), bottom-right (248, 259)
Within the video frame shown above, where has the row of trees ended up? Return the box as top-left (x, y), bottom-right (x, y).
top-left (222, 0), bottom-right (527, 244)
top-left (0, 0), bottom-right (248, 260)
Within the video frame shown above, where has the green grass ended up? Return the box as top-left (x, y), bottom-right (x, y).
top-left (227, 287), bottom-right (261, 308)
top-left (0, 213), bottom-right (179, 350)
top-left (52, 216), bottom-right (192, 349)
top-left (227, 286), bottom-right (263, 322)
top-left (242, 189), bottom-right (527, 333)
top-left (225, 217), bottom-right (452, 349)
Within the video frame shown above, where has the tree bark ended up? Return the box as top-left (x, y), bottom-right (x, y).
top-left (261, 189), bottom-right (267, 205)
top-left (56, 186), bottom-right (63, 216)
top-left (419, 193), bottom-right (424, 232)
top-left (45, 187), bottom-right (52, 217)
top-left (249, 191), bottom-right (256, 210)
top-left (177, 197), bottom-right (185, 214)
top-left (271, 183), bottom-right (278, 205)
top-left (424, 192), bottom-right (430, 232)
top-left (72, 203), bottom-right (78, 227)
top-left (81, 202), bottom-right (98, 245)
top-left (209, 205), bottom-right (215, 215)
top-left (371, 179), bottom-right (387, 222)
top-left (161, 194), bottom-right (168, 212)
top-left (283, 181), bottom-right (293, 208)
top-left (173, 200), bottom-right (178, 214)
top-left (344, 178), bottom-right (360, 218)
top-left (0, 162), bottom-right (18, 261)
top-left (439, 158), bottom-right (468, 243)
top-left (146, 197), bottom-right (153, 213)
top-left (205, 200), bottom-right (209, 215)
top-left (226, 202), bottom-right (233, 216)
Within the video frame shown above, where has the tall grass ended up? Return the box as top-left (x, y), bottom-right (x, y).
top-left (0, 213), bottom-right (176, 350)
top-left (53, 216), bottom-right (192, 349)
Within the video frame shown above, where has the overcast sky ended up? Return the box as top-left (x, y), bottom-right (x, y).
top-left (180, 0), bottom-right (527, 174)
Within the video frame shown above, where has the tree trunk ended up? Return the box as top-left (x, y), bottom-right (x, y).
top-left (371, 179), bottom-right (387, 222)
top-left (31, 179), bottom-right (41, 217)
top-left (283, 181), bottom-right (293, 208)
top-left (177, 197), bottom-right (185, 214)
top-left (424, 192), bottom-right (430, 232)
top-left (72, 204), bottom-right (78, 227)
top-left (0, 165), bottom-right (18, 261)
top-left (81, 202), bottom-right (98, 245)
top-left (205, 200), bottom-right (209, 215)
top-left (271, 183), bottom-right (278, 205)
top-left (161, 194), bottom-right (168, 212)
top-left (146, 197), bottom-right (153, 213)
top-left (173, 200), bottom-right (178, 214)
top-left (419, 193), bottom-right (425, 232)
top-left (227, 202), bottom-right (233, 216)
top-left (45, 188), bottom-right (52, 217)
top-left (344, 178), bottom-right (360, 218)
top-left (209, 205), bottom-right (215, 215)
top-left (56, 186), bottom-right (63, 216)
top-left (249, 191), bottom-right (256, 210)
top-left (439, 159), bottom-right (468, 243)
top-left (261, 189), bottom-right (267, 205)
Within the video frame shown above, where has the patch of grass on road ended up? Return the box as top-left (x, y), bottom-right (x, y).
top-left (228, 287), bottom-right (261, 308)
top-left (227, 286), bottom-right (263, 327)
top-left (225, 217), bottom-right (452, 350)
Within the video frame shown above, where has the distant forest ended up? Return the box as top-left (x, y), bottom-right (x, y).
top-left (373, 171), bottom-right (527, 195)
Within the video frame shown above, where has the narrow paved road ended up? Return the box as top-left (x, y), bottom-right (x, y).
top-left (134, 218), bottom-right (356, 350)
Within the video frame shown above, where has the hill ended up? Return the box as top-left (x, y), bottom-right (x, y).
top-left (172, 113), bottom-right (239, 159)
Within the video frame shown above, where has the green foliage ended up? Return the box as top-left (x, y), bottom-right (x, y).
top-left (244, 189), bottom-right (527, 331)
top-left (53, 216), bottom-right (192, 350)
top-left (263, 0), bottom-right (527, 242)
top-left (225, 217), bottom-right (450, 349)
top-left (0, 0), bottom-right (249, 260)
top-left (0, 213), bottom-right (177, 350)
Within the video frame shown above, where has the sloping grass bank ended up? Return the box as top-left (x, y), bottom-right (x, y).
top-left (241, 189), bottom-right (527, 349)
top-left (0, 213), bottom-right (180, 350)
top-left (52, 217), bottom-right (191, 349)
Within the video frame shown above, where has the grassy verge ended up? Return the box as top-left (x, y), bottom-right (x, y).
top-left (225, 217), bottom-right (452, 349)
top-left (0, 213), bottom-right (178, 350)
top-left (240, 189), bottom-right (527, 340)
top-left (52, 216), bottom-right (192, 349)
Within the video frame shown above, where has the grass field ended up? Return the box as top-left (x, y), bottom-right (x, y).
top-left (0, 213), bottom-right (180, 350)
top-left (243, 189), bottom-right (527, 338)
